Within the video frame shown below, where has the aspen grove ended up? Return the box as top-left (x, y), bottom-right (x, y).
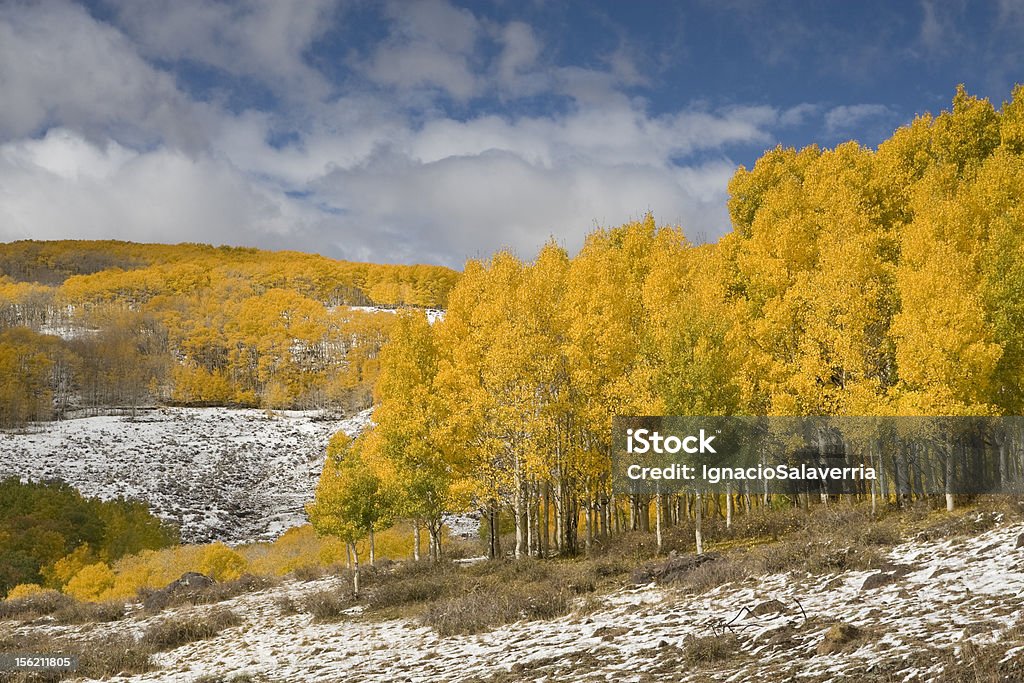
top-left (310, 86), bottom-right (1024, 561)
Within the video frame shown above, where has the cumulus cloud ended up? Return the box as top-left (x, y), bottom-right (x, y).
top-left (0, 129), bottom-right (315, 246)
top-left (0, 0), bottom-right (824, 267)
top-left (313, 149), bottom-right (735, 265)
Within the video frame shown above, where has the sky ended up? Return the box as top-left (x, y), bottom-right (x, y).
top-left (0, 1), bottom-right (1022, 268)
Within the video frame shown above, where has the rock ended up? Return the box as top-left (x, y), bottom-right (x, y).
top-left (1015, 533), bottom-right (1024, 549)
top-left (167, 571), bottom-right (216, 591)
top-left (631, 553), bottom-right (720, 584)
top-left (143, 571), bottom-right (216, 610)
top-left (816, 622), bottom-right (861, 655)
top-left (751, 599), bottom-right (787, 616)
top-left (860, 572), bottom-right (896, 591)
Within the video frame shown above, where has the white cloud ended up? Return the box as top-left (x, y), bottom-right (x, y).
top-left (0, 129), bottom-right (315, 246)
top-left (779, 103), bottom-right (820, 127)
top-left (496, 21), bottom-right (542, 91)
top-left (824, 104), bottom-right (893, 134)
top-left (312, 149), bottom-right (734, 265)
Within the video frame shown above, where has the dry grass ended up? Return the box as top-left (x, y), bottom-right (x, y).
top-left (141, 608), bottom-right (242, 650)
top-left (0, 630), bottom-right (155, 680)
top-left (679, 633), bottom-right (744, 666)
top-left (0, 590), bottom-right (127, 625)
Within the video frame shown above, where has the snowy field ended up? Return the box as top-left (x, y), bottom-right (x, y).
top-left (0, 408), bottom-right (372, 544)
top-left (4, 515), bottom-right (1022, 681)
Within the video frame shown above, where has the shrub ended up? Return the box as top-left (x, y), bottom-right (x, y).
top-left (140, 573), bottom-right (276, 612)
top-left (141, 609), bottom-right (242, 650)
top-left (198, 544), bottom-right (247, 582)
top-left (52, 599), bottom-right (126, 624)
top-left (680, 633), bottom-right (742, 665)
top-left (0, 630), bottom-right (154, 678)
top-left (300, 589), bottom-right (354, 621)
top-left (422, 581), bottom-right (572, 636)
top-left (64, 562), bottom-right (116, 601)
top-left (5, 583), bottom-right (46, 600)
top-left (0, 588), bottom-right (73, 620)
top-left (77, 634), bottom-right (155, 677)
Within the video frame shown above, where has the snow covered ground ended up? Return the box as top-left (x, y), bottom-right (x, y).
top-left (0, 408), bottom-right (372, 544)
top-left (5, 515), bottom-right (1022, 681)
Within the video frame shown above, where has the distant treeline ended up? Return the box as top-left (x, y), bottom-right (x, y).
top-left (0, 242), bottom-right (459, 424)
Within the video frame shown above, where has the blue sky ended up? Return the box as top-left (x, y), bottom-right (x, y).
top-left (0, 1), bottom-right (1022, 267)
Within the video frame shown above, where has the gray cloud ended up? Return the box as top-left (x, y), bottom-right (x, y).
top-left (101, 0), bottom-right (337, 101)
top-left (0, 1), bottom-right (203, 148)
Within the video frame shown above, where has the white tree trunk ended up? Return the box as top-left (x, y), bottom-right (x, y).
top-left (413, 520), bottom-right (421, 562)
top-left (725, 483), bottom-right (733, 529)
top-left (350, 542), bottom-right (360, 597)
top-left (695, 490), bottom-right (704, 555)
top-left (655, 491), bottom-right (663, 555)
top-left (514, 454), bottom-right (524, 559)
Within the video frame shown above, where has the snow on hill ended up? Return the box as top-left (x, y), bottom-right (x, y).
top-left (347, 306), bottom-right (445, 323)
top-left (7, 515), bottom-right (1021, 681)
top-left (0, 408), bottom-right (372, 544)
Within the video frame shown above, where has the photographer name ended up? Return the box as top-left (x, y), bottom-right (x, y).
top-left (626, 462), bottom-right (877, 483)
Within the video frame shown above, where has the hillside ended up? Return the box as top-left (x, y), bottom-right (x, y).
top-left (0, 240), bottom-right (458, 307)
top-left (0, 408), bottom-right (371, 544)
top-left (0, 241), bottom-right (458, 423)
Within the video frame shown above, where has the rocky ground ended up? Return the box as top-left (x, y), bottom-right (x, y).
top-left (5, 515), bottom-right (1021, 682)
top-left (0, 408), bottom-right (372, 544)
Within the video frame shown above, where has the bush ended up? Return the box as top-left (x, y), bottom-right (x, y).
top-left (193, 674), bottom-right (267, 683)
top-left (4, 583), bottom-right (46, 600)
top-left (0, 588), bottom-right (73, 620)
top-left (422, 582), bottom-right (572, 636)
top-left (140, 573), bottom-right (276, 612)
top-left (64, 562), bottom-right (116, 601)
top-left (300, 589), bottom-right (355, 621)
top-left (191, 671), bottom-right (264, 683)
top-left (0, 630), bottom-right (154, 678)
top-left (141, 609), bottom-right (242, 650)
top-left (680, 633), bottom-right (743, 666)
top-left (198, 544), bottom-right (248, 582)
top-left (77, 635), bottom-right (155, 677)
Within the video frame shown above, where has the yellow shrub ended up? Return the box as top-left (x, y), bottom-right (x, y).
top-left (5, 583), bottom-right (47, 600)
top-left (65, 562), bottom-right (116, 602)
top-left (197, 543), bottom-right (247, 581)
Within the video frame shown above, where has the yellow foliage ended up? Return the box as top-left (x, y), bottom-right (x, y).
top-left (65, 562), bottom-right (116, 602)
top-left (44, 545), bottom-right (98, 589)
top-left (5, 583), bottom-right (48, 600)
top-left (197, 543), bottom-right (247, 581)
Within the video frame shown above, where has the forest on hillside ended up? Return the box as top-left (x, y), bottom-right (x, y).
top-left (306, 85), bottom-right (1024, 567)
top-left (0, 242), bottom-right (458, 423)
